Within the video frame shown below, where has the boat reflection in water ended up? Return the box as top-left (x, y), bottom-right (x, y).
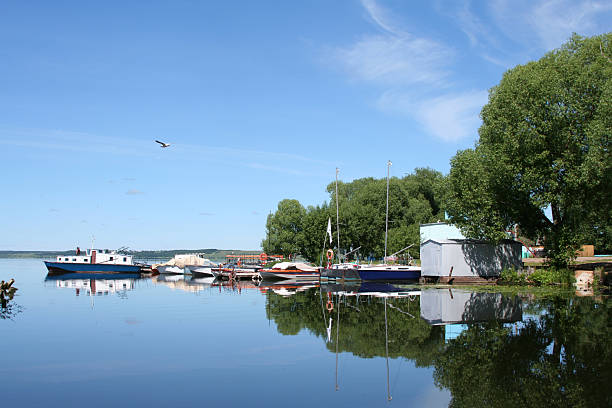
top-left (152, 274), bottom-right (217, 293)
top-left (152, 274), bottom-right (266, 295)
top-left (256, 279), bottom-right (319, 297)
top-left (45, 272), bottom-right (142, 297)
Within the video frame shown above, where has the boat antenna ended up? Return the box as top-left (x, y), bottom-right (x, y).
top-left (384, 160), bottom-right (392, 262)
top-left (335, 167), bottom-right (341, 263)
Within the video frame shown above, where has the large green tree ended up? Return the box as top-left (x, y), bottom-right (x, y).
top-left (262, 168), bottom-right (446, 263)
top-left (261, 199), bottom-right (306, 258)
top-left (446, 33), bottom-right (612, 266)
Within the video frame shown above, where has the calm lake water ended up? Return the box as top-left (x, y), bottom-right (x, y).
top-left (1, 259), bottom-right (610, 407)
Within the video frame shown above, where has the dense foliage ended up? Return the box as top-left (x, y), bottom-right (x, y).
top-left (262, 168), bottom-right (446, 263)
top-left (446, 33), bottom-right (612, 267)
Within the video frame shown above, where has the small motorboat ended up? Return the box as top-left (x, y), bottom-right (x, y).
top-left (258, 262), bottom-right (320, 281)
top-left (155, 253), bottom-right (216, 275)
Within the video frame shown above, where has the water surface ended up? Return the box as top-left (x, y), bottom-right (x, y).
top-left (1, 259), bottom-right (609, 407)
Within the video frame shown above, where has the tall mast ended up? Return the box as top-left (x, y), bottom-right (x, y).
top-left (384, 160), bottom-right (392, 261)
top-left (335, 167), bottom-right (340, 262)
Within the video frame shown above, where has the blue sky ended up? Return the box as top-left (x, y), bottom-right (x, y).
top-left (1, 0), bottom-right (610, 251)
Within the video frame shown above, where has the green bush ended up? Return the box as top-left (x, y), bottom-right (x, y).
top-left (499, 268), bottom-right (527, 285)
top-left (529, 268), bottom-right (575, 286)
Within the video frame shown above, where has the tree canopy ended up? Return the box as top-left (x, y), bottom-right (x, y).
top-left (262, 168), bottom-right (446, 263)
top-left (445, 33), bottom-right (612, 266)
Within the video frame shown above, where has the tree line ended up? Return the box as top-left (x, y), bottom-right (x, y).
top-left (261, 168), bottom-right (446, 264)
top-left (262, 33), bottom-right (611, 267)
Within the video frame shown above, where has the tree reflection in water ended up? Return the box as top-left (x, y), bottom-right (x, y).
top-left (265, 287), bottom-right (611, 407)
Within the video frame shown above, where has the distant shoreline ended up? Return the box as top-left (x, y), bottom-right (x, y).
top-left (0, 249), bottom-right (260, 260)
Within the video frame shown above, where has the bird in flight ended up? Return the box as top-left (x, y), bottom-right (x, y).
top-left (155, 140), bottom-right (171, 148)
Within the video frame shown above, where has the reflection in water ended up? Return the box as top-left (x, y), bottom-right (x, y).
top-left (265, 286), bottom-right (611, 407)
top-left (45, 273), bottom-right (141, 297)
top-left (420, 288), bottom-right (522, 341)
top-left (1, 278), bottom-right (21, 320)
top-left (257, 279), bottom-right (319, 297)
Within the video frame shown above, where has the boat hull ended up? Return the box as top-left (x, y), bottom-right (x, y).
top-left (358, 267), bottom-right (420, 281)
top-left (258, 271), bottom-right (320, 281)
top-left (157, 265), bottom-right (186, 274)
top-left (44, 261), bottom-right (141, 274)
top-left (185, 266), bottom-right (215, 276)
top-left (320, 267), bottom-right (361, 281)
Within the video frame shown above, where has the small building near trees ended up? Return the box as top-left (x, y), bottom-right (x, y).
top-left (420, 223), bottom-right (522, 282)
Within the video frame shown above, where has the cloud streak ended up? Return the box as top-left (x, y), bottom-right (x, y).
top-left (328, 0), bottom-right (611, 143)
top-left (330, 0), bottom-right (482, 142)
top-left (0, 126), bottom-right (335, 177)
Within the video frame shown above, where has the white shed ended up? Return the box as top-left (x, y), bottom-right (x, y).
top-left (420, 238), bottom-right (522, 280)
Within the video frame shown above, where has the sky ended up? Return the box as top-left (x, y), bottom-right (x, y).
top-left (1, 0), bottom-right (610, 251)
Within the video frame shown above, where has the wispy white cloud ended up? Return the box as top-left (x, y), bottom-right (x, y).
top-left (125, 189), bottom-right (144, 195)
top-left (330, 0), bottom-right (482, 142)
top-left (415, 91), bottom-right (488, 142)
top-left (489, 0), bottom-right (612, 51)
top-left (334, 35), bottom-right (453, 86)
top-left (0, 126), bottom-right (335, 177)
top-left (332, 0), bottom-right (453, 87)
top-left (328, 0), bottom-right (611, 143)
top-left (377, 89), bottom-right (488, 141)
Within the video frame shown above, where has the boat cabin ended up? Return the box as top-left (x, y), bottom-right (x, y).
top-left (55, 249), bottom-right (134, 265)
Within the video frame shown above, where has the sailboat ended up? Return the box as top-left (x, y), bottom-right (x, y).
top-left (358, 161), bottom-right (421, 281)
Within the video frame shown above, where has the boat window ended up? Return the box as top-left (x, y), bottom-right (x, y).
top-left (65, 258), bottom-right (69, 261)
top-left (110, 256), bottom-right (114, 261)
top-left (84, 258), bottom-right (88, 262)
top-left (123, 257), bottom-right (127, 262)
top-left (73, 259), bottom-right (76, 262)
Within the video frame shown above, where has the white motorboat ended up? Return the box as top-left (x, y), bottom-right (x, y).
top-left (258, 262), bottom-right (320, 280)
top-left (155, 253), bottom-right (216, 275)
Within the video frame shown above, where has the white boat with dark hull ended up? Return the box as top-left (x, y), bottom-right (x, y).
top-left (44, 249), bottom-right (143, 274)
top-left (258, 262), bottom-right (320, 281)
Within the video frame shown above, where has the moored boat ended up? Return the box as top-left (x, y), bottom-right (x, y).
top-left (320, 263), bottom-right (361, 281)
top-left (258, 262), bottom-right (320, 280)
top-left (357, 264), bottom-right (421, 280)
top-left (44, 249), bottom-right (143, 274)
top-left (155, 253), bottom-right (216, 275)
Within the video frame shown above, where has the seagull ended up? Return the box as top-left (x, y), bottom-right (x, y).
top-left (155, 140), bottom-right (171, 148)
